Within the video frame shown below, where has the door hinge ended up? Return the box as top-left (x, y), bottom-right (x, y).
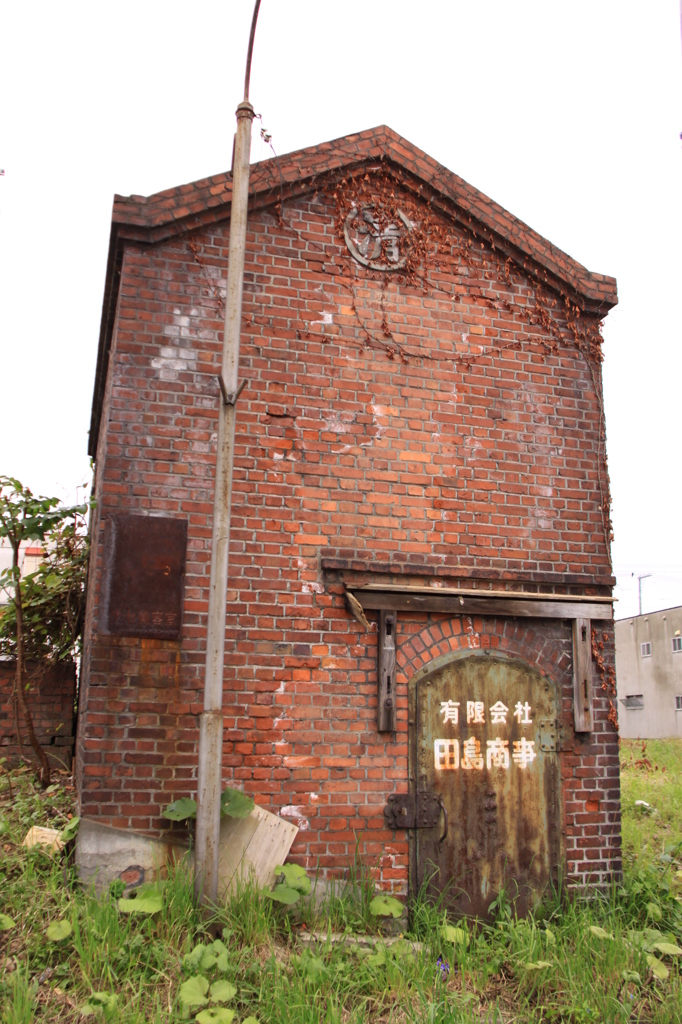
top-left (384, 792), bottom-right (441, 830)
top-left (539, 719), bottom-right (557, 752)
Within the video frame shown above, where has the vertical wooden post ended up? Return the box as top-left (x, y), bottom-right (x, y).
top-left (572, 617), bottom-right (593, 732)
top-left (378, 609), bottom-right (397, 732)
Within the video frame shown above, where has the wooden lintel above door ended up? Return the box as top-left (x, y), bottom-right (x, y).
top-left (345, 585), bottom-right (613, 622)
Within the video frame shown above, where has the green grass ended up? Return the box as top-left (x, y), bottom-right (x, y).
top-left (621, 739), bottom-right (682, 869)
top-left (1, 746), bottom-right (682, 1022)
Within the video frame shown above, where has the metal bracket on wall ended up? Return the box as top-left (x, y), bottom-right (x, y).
top-left (378, 609), bottom-right (397, 732)
top-left (217, 375), bottom-right (247, 406)
top-left (572, 617), bottom-right (593, 733)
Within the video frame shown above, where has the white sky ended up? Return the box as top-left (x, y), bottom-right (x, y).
top-left (1, 1), bottom-right (680, 620)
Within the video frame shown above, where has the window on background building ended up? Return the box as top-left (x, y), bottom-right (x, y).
top-left (676, 696), bottom-right (682, 712)
top-left (641, 642), bottom-right (652, 657)
top-left (673, 637), bottom-right (682, 653)
top-left (621, 695), bottom-right (644, 710)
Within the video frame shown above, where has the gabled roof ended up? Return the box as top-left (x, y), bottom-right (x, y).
top-left (89, 125), bottom-right (617, 457)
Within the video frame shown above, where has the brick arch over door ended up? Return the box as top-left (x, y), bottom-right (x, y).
top-left (395, 616), bottom-right (573, 693)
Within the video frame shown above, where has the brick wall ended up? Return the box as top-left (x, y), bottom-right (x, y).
top-left (77, 162), bottom-right (620, 893)
top-left (1, 661), bottom-right (76, 769)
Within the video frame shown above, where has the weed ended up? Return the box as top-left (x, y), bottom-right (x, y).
top-left (2, 746), bottom-right (682, 1021)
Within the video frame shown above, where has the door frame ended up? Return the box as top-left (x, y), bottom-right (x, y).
top-left (407, 647), bottom-right (566, 912)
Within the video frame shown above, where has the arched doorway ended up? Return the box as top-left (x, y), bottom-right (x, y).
top-left (408, 650), bottom-right (563, 918)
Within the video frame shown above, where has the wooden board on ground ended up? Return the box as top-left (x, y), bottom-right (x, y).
top-left (218, 804), bottom-right (298, 894)
top-left (23, 825), bottom-right (64, 853)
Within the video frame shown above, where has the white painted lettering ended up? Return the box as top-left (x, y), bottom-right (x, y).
top-left (514, 701), bottom-right (532, 725)
top-left (466, 700), bottom-right (485, 724)
top-left (434, 738), bottom-right (459, 770)
top-left (439, 700), bottom-right (460, 725)
top-left (461, 736), bottom-right (484, 770)
top-left (512, 738), bottom-right (537, 769)
top-left (486, 738), bottom-right (510, 769)
top-left (489, 700), bottom-right (509, 724)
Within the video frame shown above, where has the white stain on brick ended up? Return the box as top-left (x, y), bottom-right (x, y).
top-left (151, 345), bottom-right (197, 375)
top-left (311, 311), bottom-right (333, 326)
top-left (280, 806), bottom-right (310, 830)
top-left (321, 409), bottom-right (353, 434)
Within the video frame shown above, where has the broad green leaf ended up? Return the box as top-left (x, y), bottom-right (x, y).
top-left (265, 884), bottom-right (300, 905)
top-left (200, 952), bottom-right (218, 971)
top-left (162, 797), bottom-right (197, 821)
top-left (242, 1018), bottom-right (259, 1024)
top-left (46, 919), bottom-right (73, 941)
top-left (117, 896), bottom-right (163, 915)
top-left (0, 913), bottom-right (16, 930)
top-left (646, 954), bottom-right (669, 981)
top-left (136, 880), bottom-right (166, 897)
top-left (626, 928), bottom-right (668, 952)
top-left (211, 939), bottom-right (228, 956)
top-left (589, 925), bottom-right (614, 940)
top-left (524, 961), bottom-right (552, 970)
top-left (195, 1010), bottom-right (235, 1024)
top-left (646, 902), bottom-right (663, 922)
top-left (216, 952), bottom-right (229, 973)
top-left (178, 975), bottom-right (209, 1009)
top-left (369, 895), bottom-right (404, 918)
top-left (220, 787), bottom-right (254, 819)
top-left (88, 992), bottom-right (116, 1007)
top-left (294, 952), bottom-right (327, 981)
top-left (59, 817), bottom-right (80, 843)
top-left (442, 925), bottom-right (468, 945)
top-left (80, 992), bottom-right (118, 1021)
top-left (391, 938), bottom-right (416, 959)
top-left (366, 948), bottom-right (387, 967)
top-left (209, 980), bottom-right (236, 1003)
top-left (183, 943), bottom-right (206, 970)
top-left (653, 941), bottom-right (682, 956)
top-left (274, 863), bottom-right (311, 895)
top-left (544, 927), bottom-right (556, 946)
top-left (622, 970), bottom-right (642, 985)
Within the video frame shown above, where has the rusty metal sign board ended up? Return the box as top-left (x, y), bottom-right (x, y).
top-left (100, 515), bottom-right (188, 639)
top-left (410, 654), bottom-right (562, 919)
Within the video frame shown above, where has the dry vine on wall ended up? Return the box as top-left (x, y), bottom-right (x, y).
top-left (593, 628), bottom-right (619, 732)
top-left (186, 162), bottom-right (614, 563)
top-left (325, 167), bottom-right (613, 557)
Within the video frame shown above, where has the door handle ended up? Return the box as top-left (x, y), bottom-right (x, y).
top-left (438, 794), bottom-right (448, 843)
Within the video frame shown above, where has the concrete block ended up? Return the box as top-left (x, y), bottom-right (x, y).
top-left (76, 818), bottom-right (189, 894)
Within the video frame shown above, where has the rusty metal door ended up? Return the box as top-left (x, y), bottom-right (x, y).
top-left (411, 654), bottom-right (561, 918)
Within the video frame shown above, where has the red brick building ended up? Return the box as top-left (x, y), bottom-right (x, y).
top-left (78, 126), bottom-right (620, 910)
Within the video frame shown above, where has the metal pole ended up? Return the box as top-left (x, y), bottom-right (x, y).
top-left (637, 573), bottom-right (652, 617)
top-left (194, 0), bottom-right (260, 905)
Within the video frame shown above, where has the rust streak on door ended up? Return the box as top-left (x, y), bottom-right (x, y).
top-left (409, 652), bottom-right (562, 919)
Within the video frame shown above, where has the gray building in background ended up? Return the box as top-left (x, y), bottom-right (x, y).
top-left (615, 606), bottom-right (682, 738)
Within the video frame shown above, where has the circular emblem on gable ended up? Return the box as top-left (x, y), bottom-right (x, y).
top-left (344, 205), bottom-right (412, 271)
